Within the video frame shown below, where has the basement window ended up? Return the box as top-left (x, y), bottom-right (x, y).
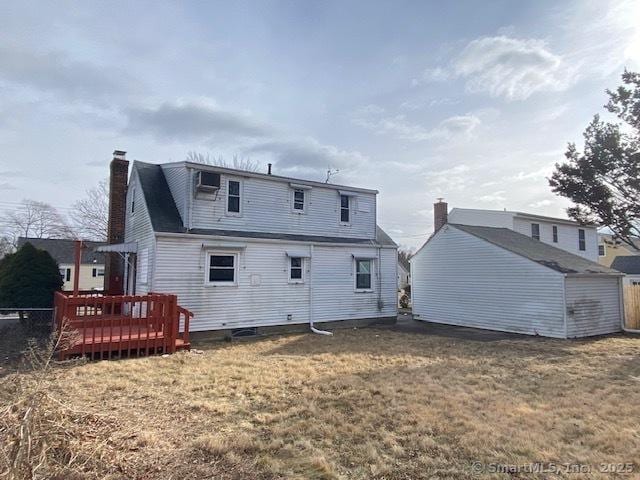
top-left (355, 259), bottom-right (372, 291)
top-left (531, 223), bottom-right (540, 240)
top-left (578, 229), bottom-right (586, 251)
top-left (206, 253), bottom-right (238, 285)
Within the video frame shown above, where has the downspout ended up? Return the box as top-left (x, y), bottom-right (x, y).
top-left (309, 243), bottom-right (333, 336)
top-left (377, 246), bottom-right (383, 311)
top-left (619, 276), bottom-right (640, 333)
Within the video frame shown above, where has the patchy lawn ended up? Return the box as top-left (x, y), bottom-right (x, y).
top-left (2, 325), bottom-right (640, 479)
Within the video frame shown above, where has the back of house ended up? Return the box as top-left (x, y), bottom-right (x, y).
top-left (100, 151), bottom-right (398, 334)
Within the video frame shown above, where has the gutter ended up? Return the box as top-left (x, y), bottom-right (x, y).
top-left (308, 244), bottom-right (332, 336)
top-left (155, 231), bottom-right (396, 249)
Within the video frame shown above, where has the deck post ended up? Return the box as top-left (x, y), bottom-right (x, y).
top-left (72, 240), bottom-right (82, 296)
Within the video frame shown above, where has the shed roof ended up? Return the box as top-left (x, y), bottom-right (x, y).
top-left (17, 238), bottom-right (106, 265)
top-left (133, 161), bottom-right (396, 247)
top-left (450, 224), bottom-right (620, 275)
top-left (611, 256), bottom-right (640, 274)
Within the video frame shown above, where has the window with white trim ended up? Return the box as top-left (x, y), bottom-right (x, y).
top-left (289, 257), bottom-right (303, 281)
top-left (293, 189), bottom-right (305, 212)
top-left (206, 253), bottom-right (238, 285)
top-left (226, 180), bottom-right (241, 214)
top-left (598, 244), bottom-right (606, 256)
top-left (531, 223), bottom-right (540, 240)
top-left (340, 194), bottom-right (350, 223)
top-left (92, 267), bottom-right (105, 278)
top-left (552, 225), bottom-right (558, 243)
top-left (131, 186), bottom-right (136, 214)
top-left (355, 259), bottom-right (372, 290)
top-left (578, 229), bottom-right (586, 251)
top-left (60, 268), bottom-right (71, 282)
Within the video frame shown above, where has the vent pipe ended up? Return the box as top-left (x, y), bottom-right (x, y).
top-left (267, 163), bottom-right (272, 175)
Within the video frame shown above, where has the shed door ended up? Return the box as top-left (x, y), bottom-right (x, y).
top-left (565, 277), bottom-right (621, 337)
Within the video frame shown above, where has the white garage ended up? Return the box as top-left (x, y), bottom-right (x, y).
top-left (410, 223), bottom-right (624, 338)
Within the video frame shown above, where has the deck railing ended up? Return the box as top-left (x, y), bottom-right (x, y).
top-left (54, 291), bottom-right (193, 360)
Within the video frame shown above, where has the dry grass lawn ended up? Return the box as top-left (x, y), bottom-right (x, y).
top-left (2, 326), bottom-right (640, 479)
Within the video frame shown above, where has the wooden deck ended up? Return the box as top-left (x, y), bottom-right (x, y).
top-left (54, 292), bottom-right (193, 360)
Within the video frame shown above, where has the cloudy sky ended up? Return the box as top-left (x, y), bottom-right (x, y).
top-left (0, 0), bottom-right (638, 248)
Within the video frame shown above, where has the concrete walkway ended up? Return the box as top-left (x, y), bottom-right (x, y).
top-left (377, 310), bottom-right (529, 342)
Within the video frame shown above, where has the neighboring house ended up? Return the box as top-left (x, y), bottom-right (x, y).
top-left (448, 207), bottom-right (599, 261)
top-left (17, 237), bottom-right (106, 291)
top-left (611, 256), bottom-right (640, 286)
top-left (398, 254), bottom-right (410, 290)
top-left (598, 233), bottom-right (640, 267)
top-left (100, 151), bottom-right (398, 333)
top-left (410, 201), bottom-right (623, 338)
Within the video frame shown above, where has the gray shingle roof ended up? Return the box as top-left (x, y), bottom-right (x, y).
top-left (17, 238), bottom-right (106, 265)
top-left (450, 224), bottom-right (620, 275)
top-left (134, 161), bottom-right (396, 247)
top-left (611, 256), bottom-right (640, 274)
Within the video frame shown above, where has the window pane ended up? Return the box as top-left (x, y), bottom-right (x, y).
top-left (228, 181), bottom-right (240, 196)
top-left (341, 208), bottom-right (349, 223)
top-left (209, 268), bottom-right (235, 282)
top-left (356, 273), bottom-right (371, 289)
top-left (210, 255), bottom-right (234, 267)
top-left (228, 196), bottom-right (240, 212)
top-left (291, 268), bottom-right (302, 279)
top-left (340, 195), bottom-right (349, 208)
top-left (357, 260), bottom-right (371, 274)
top-left (291, 257), bottom-right (302, 268)
top-left (294, 190), bottom-right (304, 201)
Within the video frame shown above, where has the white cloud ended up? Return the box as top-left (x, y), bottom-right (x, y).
top-left (453, 36), bottom-right (572, 100)
top-left (475, 190), bottom-right (507, 203)
top-left (246, 137), bottom-right (368, 176)
top-left (423, 164), bottom-right (472, 192)
top-left (353, 111), bottom-right (481, 142)
top-left (411, 66), bottom-right (450, 86)
top-left (529, 199), bottom-right (554, 208)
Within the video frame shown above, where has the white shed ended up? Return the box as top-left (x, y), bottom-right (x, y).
top-left (411, 224), bottom-right (624, 338)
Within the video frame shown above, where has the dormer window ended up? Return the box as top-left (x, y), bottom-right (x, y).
top-left (531, 223), bottom-right (540, 240)
top-left (578, 229), bottom-right (586, 251)
top-left (226, 180), bottom-right (241, 215)
top-left (293, 189), bottom-right (305, 212)
top-left (340, 195), bottom-right (350, 223)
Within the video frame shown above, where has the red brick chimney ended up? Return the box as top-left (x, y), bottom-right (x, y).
top-left (104, 150), bottom-right (129, 295)
top-left (434, 198), bottom-right (448, 232)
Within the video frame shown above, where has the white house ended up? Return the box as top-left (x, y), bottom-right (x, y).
top-left (17, 237), bottom-right (106, 291)
top-left (611, 256), bottom-right (640, 286)
top-left (100, 151), bottom-right (398, 334)
top-left (410, 201), bottom-right (624, 338)
top-left (448, 207), bottom-right (599, 262)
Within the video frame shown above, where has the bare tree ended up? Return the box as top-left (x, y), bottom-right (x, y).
top-left (0, 235), bottom-right (12, 259)
top-left (71, 179), bottom-right (109, 241)
top-left (186, 151), bottom-right (259, 172)
top-left (0, 199), bottom-right (75, 247)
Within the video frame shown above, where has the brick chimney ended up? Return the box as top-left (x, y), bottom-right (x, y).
top-left (104, 150), bottom-right (129, 295)
top-left (434, 198), bottom-right (448, 232)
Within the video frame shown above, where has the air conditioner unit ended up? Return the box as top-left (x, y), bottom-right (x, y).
top-left (196, 171), bottom-right (220, 192)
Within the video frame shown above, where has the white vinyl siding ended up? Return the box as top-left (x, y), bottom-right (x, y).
top-left (124, 170), bottom-right (156, 295)
top-left (411, 226), bottom-right (567, 338)
top-left (564, 277), bottom-right (622, 337)
top-left (513, 218), bottom-right (598, 262)
top-left (190, 172), bottom-right (376, 239)
top-left (152, 237), bottom-right (396, 331)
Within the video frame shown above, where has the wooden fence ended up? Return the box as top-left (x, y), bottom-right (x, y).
top-left (54, 292), bottom-right (193, 360)
top-left (623, 285), bottom-right (640, 330)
